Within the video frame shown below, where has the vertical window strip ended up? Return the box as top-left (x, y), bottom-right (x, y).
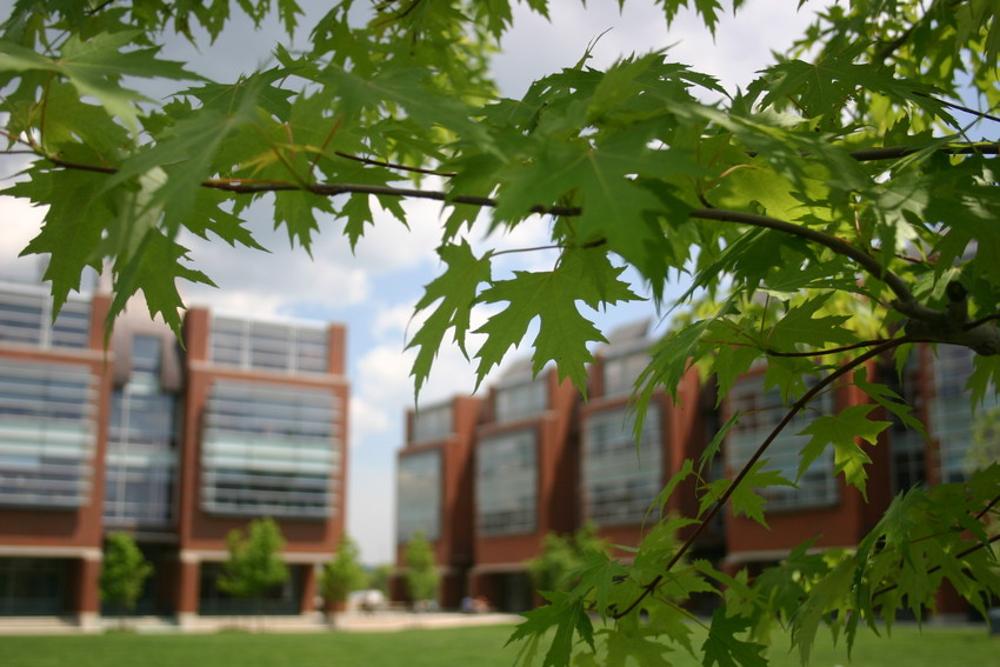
top-left (396, 450), bottom-right (442, 543)
top-left (476, 429), bottom-right (538, 536)
top-left (582, 406), bottom-right (662, 525)
top-left (726, 375), bottom-right (838, 510)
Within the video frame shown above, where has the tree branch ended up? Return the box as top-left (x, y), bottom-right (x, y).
top-left (609, 337), bottom-right (914, 620)
top-left (871, 532), bottom-right (1000, 600)
top-left (30, 150), bottom-right (997, 329)
top-left (848, 142), bottom-right (998, 161)
top-left (687, 208), bottom-right (928, 320)
top-left (705, 338), bottom-right (905, 359)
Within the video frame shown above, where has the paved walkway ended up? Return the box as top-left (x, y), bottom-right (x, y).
top-left (0, 611), bottom-right (522, 635)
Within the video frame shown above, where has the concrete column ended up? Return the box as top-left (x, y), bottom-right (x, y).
top-left (74, 553), bottom-right (102, 631)
top-left (176, 554), bottom-right (200, 627)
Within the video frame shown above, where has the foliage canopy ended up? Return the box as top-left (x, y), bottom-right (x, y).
top-left (320, 535), bottom-right (368, 605)
top-left (99, 532), bottom-right (153, 614)
top-left (1, 1), bottom-right (999, 665)
top-left (217, 517), bottom-right (289, 603)
top-left (404, 531), bottom-right (439, 604)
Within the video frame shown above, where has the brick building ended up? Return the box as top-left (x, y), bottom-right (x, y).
top-left (392, 395), bottom-right (481, 607)
top-left (392, 320), bottom-right (994, 617)
top-left (466, 362), bottom-right (579, 612)
top-left (0, 281), bottom-right (349, 626)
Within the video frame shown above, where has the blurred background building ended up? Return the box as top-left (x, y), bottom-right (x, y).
top-left (392, 320), bottom-right (994, 619)
top-left (0, 278), bottom-right (349, 627)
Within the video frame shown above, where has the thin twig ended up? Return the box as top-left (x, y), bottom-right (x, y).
top-left (308, 116), bottom-right (343, 173)
top-left (333, 150), bottom-right (457, 177)
top-left (701, 336), bottom-right (900, 359)
top-left (919, 93), bottom-right (1000, 124)
top-left (609, 338), bottom-right (912, 620)
top-left (871, 533), bottom-right (1000, 600)
top-left (964, 313), bottom-right (1000, 331)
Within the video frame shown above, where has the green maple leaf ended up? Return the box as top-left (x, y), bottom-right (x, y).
top-left (105, 80), bottom-right (263, 238)
top-left (12, 168), bottom-right (111, 315)
top-left (702, 608), bottom-right (767, 667)
top-left (183, 190), bottom-right (265, 251)
top-left (766, 294), bottom-right (855, 352)
top-left (790, 557), bottom-right (855, 665)
top-left (316, 63), bottom-right (496, 152)
top-left (852, 367), bottom-right (927, 436)
top-left (274, 189), bottom-right (333, 253)
top-left (699, 460), bottom-right (795, 528)
top-left (108, 229), bottom-right (216, 339)
top-left (494, 125), bottom-right (699, 298)
top-left (0, 31), bottom-right (199, 130)
top-left (605, 628), bottom-right (674, 667)
top-left (407, 241), bottom-right (492, 399)
top-left (797, 404), bottom-right (891, 497)
top-left (474, 247), bottom-right (640, 395)
top-left (506, 592), bottom-right (591, 667)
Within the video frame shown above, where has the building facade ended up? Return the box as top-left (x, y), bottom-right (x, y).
top-left (393, 395), bottom-right (481, 607)
top-left (0, 282), bottom-right (349, 626)
top-left (391, 321), bottom-right (994, 618)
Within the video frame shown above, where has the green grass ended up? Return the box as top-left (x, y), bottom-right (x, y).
top-left (1, 623), bottom-right (995, 667)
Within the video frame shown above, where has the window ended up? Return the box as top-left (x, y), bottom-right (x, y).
top-left (0, 359), bottom-right (97, 508)
top-left (603, 351), bottom-right (650, 398)
top-left (476, 430), bottom-right (537, 536)
top-left (495, 379), bottom-right (547, 423)
top-left (932, 345), bottom-right (1000, 483)
top-left (200, 380), bottom-right (340, 518)
top-left (104, 335), bottom-right (179, 529)
top-left (0, 286), bottom-right (90, 349)
top-left (583, 407), bottom-right (662, 525)
top-left (885, 353), bottom-right (927, 493)
top-left (397, 450), bottom-right (441, 543)
top-left (411, 403), bottom-right (453, 444)
top-left (727, 375), bottom-right (838, 509)
top-left (0, 558), bottom-right (71, 616)
top-left (210, 316), bottom-right (328, 374)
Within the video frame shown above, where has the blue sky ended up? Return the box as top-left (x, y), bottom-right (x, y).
top-left (0, 1), bottom-right (823, 563)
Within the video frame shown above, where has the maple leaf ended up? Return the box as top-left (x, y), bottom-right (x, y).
top-left (407, 241), bottom-right (492, 399)
top-left (766, 294), bottom-right (855, 352)
top-left (797, 404), bottom-right (891, 497)
top-left (107, 230), bottom-right (216, 339)
top-left (699, 460), bottom-right (795, 528)
top-left (11, 169), bottom-right (111, 315)
top-left (0, 31), bottom-right (199, 130)
top-left (474, 247), bottom-right (640, 394)
top-left (702, 609), bottom-right (767, 667)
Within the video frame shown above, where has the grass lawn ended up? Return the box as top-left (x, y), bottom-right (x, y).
top-left (1, 623), bottom-right (996, 667)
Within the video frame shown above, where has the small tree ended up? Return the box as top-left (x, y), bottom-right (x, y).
top-left (100, 532), bottom-right (153, 626)
top-left (529, 524), bottom-right (606, 594)
top-left (217, 518), bottom-right (289, 623)
top-left (404, 532), bottom-right (439, 608)
top-left (319, 535), bottom-right (367, 619)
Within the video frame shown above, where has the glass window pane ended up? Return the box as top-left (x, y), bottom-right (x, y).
top-left (476, 430), bottom-right (537, 536)
top-left (397, 450), bottom-right (441, 543)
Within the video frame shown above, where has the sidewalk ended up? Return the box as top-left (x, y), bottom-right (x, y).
top-left (334, 611), bottom-right (521, 632)
top-left (0, 611), bottom-right (522, 635)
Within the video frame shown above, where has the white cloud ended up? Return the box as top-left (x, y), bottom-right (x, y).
top-left (493, 0), bottom-right (821, 98)
top-left (0, 195), bottom-right (46, 282)
top-left (179, 192), bottom-right (448, 316)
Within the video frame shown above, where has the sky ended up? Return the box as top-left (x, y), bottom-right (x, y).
top-left (0, 0), bottom-right (823, 564)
